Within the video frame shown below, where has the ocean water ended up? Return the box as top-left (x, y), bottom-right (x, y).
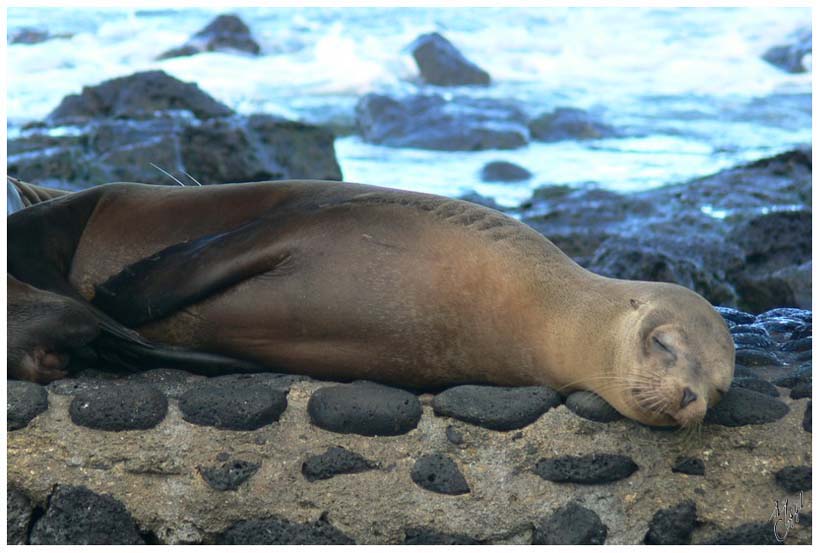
top-left (6, 7), bottom-right (812, 206)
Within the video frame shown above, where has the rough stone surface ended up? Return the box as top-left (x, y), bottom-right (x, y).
top-left (411, 453), bottom-right (470, 495)
top-left (217, 515), bottom-right (355, 545)
top-left (704, 387), bottom-right (789, 427)
top-left (533, 502), bottom-right (607, 545)
top-left (308, 382), bottom-right (421, 436)
top-left (7, 486), bottom-right (33, 545)
top-left (410, 32), bottom-right (490, 86)
top-left (445, 425), bottom-right (465, 445)
top-left (200, 459), bottom-right (260, 491)
top-left (535, 453), bottom-right (638, 484)
top-left (716, 307), bottom-right (756, 325)
top-left (731, 377), bottom-right (779, 397)
top-left (69, 382), bottom-right (168, 431)
top-left (355, 93), bottom-right (529, 151)
top-left (404, 526), bottom-right (480, 544)
top-left (30, 485), bottom-right (144, 545)
top-left (701, 521), bottom-right (781, 545)
top-left (529, 107), bottom-right (618, 141)
top-left (790, 382), bottom-right (811, 399)
top-left (179, 379), bottom-right (287, 430)
top-left (301, 446), bottom-right (377, 482)
top-left (158, 14), bottom-right (260, 60)
top-left (804, 401), bottom-right (812, 432)
top-left (672, 457), bottom-right (705, 476)
top-left (127, 368), bottom-right (207, 399)
top-left (8, 380), bottom-right (49, 430)
top-left (480, 160), bottom-right (532, 182)
top-left (565, 391), bottom-right (624, 422)
top-left (432, 384), bottom-right (561, 430)
top-left (762, 28), bottom-right (812, 73)
top-left (735, 348), bottom-right (784, 367)
top-left (644, 500), bottom-right (697, 545)
top-left (774, 466), bottom-right (811, 493)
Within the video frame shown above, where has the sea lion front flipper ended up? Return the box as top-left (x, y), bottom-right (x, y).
top-left (93, 217), bottom-right (293, 327)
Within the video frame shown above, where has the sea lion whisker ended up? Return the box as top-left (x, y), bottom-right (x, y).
top-left (182, 170), bottom-right (203, 186)
top-left (149, 163), bottom-right (186, 186)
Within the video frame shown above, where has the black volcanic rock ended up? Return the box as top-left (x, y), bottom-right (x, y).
top-left (301, 446), bottom-right (377, 482)
top-left (672, 456), bottom-right (705, 476)
top-left (480, 160), bottom-right (532, 182)
top-left (432, 385), bottom-right (561, 430)
top-left (803, 401), bottom-right (811, 432)
top-left (179, 379), bottom-right (287, 430)
top-left (774, 466), bottom-right (811, 493)
top-left (7, 486), bottom-right (34, 545)
top-left (308, 382), bottom-right (421, 436)
top-left (199, 459), bottom-right (260, 491)
top-left (533, 502), bottom-right (608, 545)
top-left (700, 521), bottom-right (781, 545)
top-left (411, 453), bottom-right (470, 495)
top-left (529, 107), bottom-right (618, 142)
top-left (704, 387), bottom-right (789, 427)
top-left (404, 526), bottom-right (480, 544)
top-left (534, 453), bottom-right (638, 484)
top-left (217, 515), bottom-right (355, 545)
top-left (565, 391), bottom-right (624, 422)
top-left (69, 382), bottom-right (168, 431)
top-left (158, 14), bottom-right (260, 59)
top-left (762, 28), bottom-right (811, 73)
top-left (8, 380), bottom-right (48, 430)
top-left (644, 500), bottom-right (697, 545)
top-left (410, 32), bottom-right (490, 86)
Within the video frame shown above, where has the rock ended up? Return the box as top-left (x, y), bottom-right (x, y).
top-left (445, 425), bottom-right (465, 445)
top-left (7, 486), bottom-right (33, 545)
top-left (411, 453), bottom-right (470, 495)
top-left (301, 446), bottom-right (377, 482)
top-left (534, 453), bottom-right (638, 484)
top-left (529, 107), bottom-right (618, 142)
top-left (790, 323), bottom-right (812, 341)
top-left (704, 387), bottom-right (789, 427)
top-left (762, 29), bottom-right (812, 73)
top-left (355, 93), bottom-right (529, 151)
top-left (782, 337), bottom-right (811, 353)
top-left (30, 485), bottom-right (144, 544)
top-left (672, 456), bottom-right (705, 476)
top-left (158, 14), bottom-right (260, 60)
top-left (307, 382), bottom-right (421, 436)
top-left (735, 348), bottom-right (783, 367)
top-left (757, 307), bottom-right (813, 323)
top-left (8, 380), bottom-right (49, 430)
top-left (404, 526), bottom-right (480, 544)
top-left (533, 502), bottom-right (607, 545)
top-left (199, 459), bottom-right (260, 491)
top-left (701, 521), bottom-right (780, 545)
top-left (733, 333), bottom-right (776, 350)
top-left (409, 32), bottom-right (490, 86)
top-left (731, 324), bottom-right (770, 336)
top-left (68, 382), bottom-right (167, 431)
top-left (126, 368), bottom-right (206, 399)
top-left (179, 379), bottom-right (287, 430)
top-left (432, 385), bottom-right (561, 431)
top-left (9, 27), bottom-right (72, 45)
top-left (803, 401), bottom-right (811, 432)
top-left (772, 363), bottom-right (811, 388)
top-left (480, 160), bottom-right (532, 182)
top-left (217, 515), bottom-right (355, 545)
top-left (565, 391), bottom-right (624, 422)
top-left (644, 500), bottom-right (697, 545)
top-left (790, 382), bottom-right (811, 399)
top-left (715, 307), bottom-right (756, 325)
top-left (774, 466), bottom-right (811, 493)
top-left (48, 70), bottom-right (233, 123)
top-left (731, 377), bottom-right (779, 398)
top-left (458, 190), bottom-right (504, 211)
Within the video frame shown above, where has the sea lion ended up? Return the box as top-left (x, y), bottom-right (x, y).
top-left (7, 178), bottom-right (735, 427)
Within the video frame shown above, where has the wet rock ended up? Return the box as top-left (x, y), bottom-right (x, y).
top-left (529, 107), bottom-right (618, 142)
top-left (730, 324), bottom-right (769, 336)
top-left (565, 391), bottom-right (624, 422)
top-left (533, 501), bottom-right (608, 545)
top-left (790, 382), bottom-right (811, 399)
top-left (404, 526), bottom-right (480, 544)
top-left (758, 318), bottom-right (805, 336)
top-left (7, 486), bottom-right (33, 545)
top-left (700, 521), bottom-right (780, 545)
top-left (69, 382), bottom-right (167, 431)
top-left (432, 385), bottom-right (561, 431)
top-left (199, 459), bottom-right (260, 491)
top-left (644, 500), bottom-right (697, 545)
top-left (480, 160), bottom-right (532, 182)
top-left (126, 368), bottom-right (205, 399)
top-left (757, 307), bottom-right (812, 323)
top-left (774, 466), bottom-right (811, 493)
top-left (158, 14), bottom-right (260, 60)
top-left (731, 377), bottom-right (779, 398)
top-left (789, 323), bottom-right (812, 341)
top-left (672, 456), bottom-right (705, 476)
top-left (715, 307), bottom-right (756, 325)
top-left (10, 27), bottom-right (72, 45)
top-left (355, 93), bottom-right (529, 151)
top-left (772, 363), bottom-right (811, 388)
top-left (704, 387), bottom-right (789, 427)
top-left (445, 425), bottom-right (465, 445)
top-left (8, 380), bottom-right (48, 430)
top-left (217, 515), bottom-right (355, 545)
top-left (762, 28), bottom-right (812, 73)
top-left (534, 453), bottom-right (638, 484)
top-left (49, 70), bottom-right (233, 123)
top-left (733, 333), bottom-right (776, 350)
top-left (458, 190), bottom-right (504, 211)
top-left (301, 446), bottom-right (377, 482)
top-left (308, 382), bottom-right (421, 436)
top-left (735, 348), bottom-right (783, 367)
top-left (782, 336), bottom-right (811, 353)
top-left (411, 453), bottom-right (470, 495)
top-left (179, 379), bottom-right (287, 430)
top-left (30, 485), bottom-right (144, 544)
top-left (409, 32), bottom-right (490, 86)
top-left (803, 401), bottom-right (811, 432)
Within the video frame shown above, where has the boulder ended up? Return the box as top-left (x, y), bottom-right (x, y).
top-left (409, 32), bottom-right (490, 86)
top-left (480, 160), bottom-right (532, 182)
top-left (529, 107), bottom-right (618, 142)
top-left (9, 27), bottom-right (73, 45)
top-left (762, 28), bottom-right (812, 73)
top-left (355, 93), bottom-right (529, 151)
top-left (158, 14), bottom-right (260, 59)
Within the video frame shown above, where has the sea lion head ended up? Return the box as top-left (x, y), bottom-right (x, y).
top-left (608, 282), bottom-right (735, 427)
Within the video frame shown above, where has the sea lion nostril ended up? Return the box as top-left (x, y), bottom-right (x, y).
top-left (680, 387), bottom-right (697, 408)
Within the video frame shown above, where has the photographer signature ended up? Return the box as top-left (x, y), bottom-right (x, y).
top-left (769, 490), bottom-right (804, 542)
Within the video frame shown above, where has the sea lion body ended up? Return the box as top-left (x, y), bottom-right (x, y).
top-left (7, 179), bottom-right (735, 426)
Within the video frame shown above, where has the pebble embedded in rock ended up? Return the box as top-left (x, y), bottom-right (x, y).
top-left (774, 466), bottom-right (811, 493)
top-left (672, 456), bottom-right (705, 476)
top-left (199, 459), bottom-right (260, 491)
top-left (731, 377), bottom-right (779, 397)
top-left (307, 382), bottom-right (421, 436)
top-left (403, 527), bottom-right (480, 544)
top-left (704, 387), bottom-right (789, 427)
top-left (644, 500), bottom-right (697, 545)
top-left (432, 385), bottom-right (561, 431)
top-left (534, 453), bottom-right (638, 484)
top-left (411, 453), bottom-right (470, 495)
top-left (734, 348), bottom-right (783, 367)
top-left (446, 425), bottom-right (465, 445)
top-left (179, 379), bottom-right (287, 430)
top-left (301, 446), bottom-right (377, 482)
top-left (216, 515), bottom-right (355, 545)
top-left (480, 160), bottom-right (532, 182)
top-left (565, 391), bottom-right (624, 422)
top-left (700, 521), bottom-right (780, 545)
top-left (8, 380), bottom-right (49, 430)
top-left (715, 306), bottom-right (755, 325)
top-left (790, 382), bottom-right (811, 399)
top-left (7, 486), bottom-right (33, 545)
top-left (69, 382), bottom-right (168, 431)
top-left (732, 333), bottom-right (776, 350)
top-left (29, 485), bottom-right (144, 545)
top-left (533, 502), bottom-right (607, 545)
top-left (803, 401), bottom-right (811, 432)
